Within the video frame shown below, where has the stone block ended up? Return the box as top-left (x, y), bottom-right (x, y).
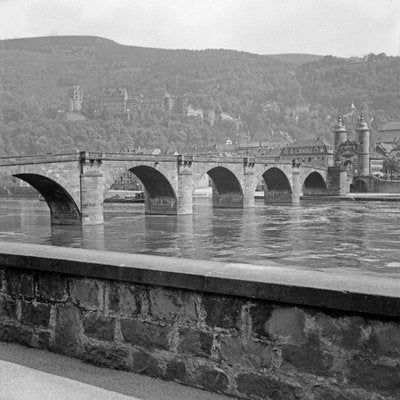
top-left (81, 343), bottom-right (130, 371)
top-left (120, 319), bottom-right (170, 350)
top-left (319, 314), bottom-right (364, 350)
top-left (37, 273), bottom-right (68, 302)
top-left (281, 335), bottom-right (334, 377)
top-left (38, 331), bottom-right (51, 348)
top-left (0, 297), bottom-right (17, 320)
top-left (347, 356), bottom-right (400, 397)
top-left (21, 301), bottom-right (51, 327)
top-left (149, 287), bottom-right (197, 321)
top-left (219, 335), bottom-right (272, 369)
top-left (131, 348), bottom-right (164, 378)
top-left (108, 284), bottom-right (119, 312)
top-left (203, 294), bottom-right (242, 330)
top-left (53, 304), bottom-right (81, 356)
top-left (311, 385), bottom-right (368, 400)
top-left (113, 284), bottom-right (140, 316)
top-left (82, 312), bottom-right (115, 341)
top-left (249, 302), bottom-right (275, 338)
top-left (3, 270), bottom-right (34, 298)
top-left (165, 360), bottom-right (186, 382)
top-left (177, 328), bottom-right (213, 357)
top-left (193, 366), bottom-right (229, 393)
top-left (265, 307), bottom-right (306, 345)
top-left (71, 279), bottom-right (100, 310)
top-left (236, 373), bottom-right (302, 400)
top-left (368, 322), bottom-right (400, 358)
top-left (0, 323), bottom-right (33, 346)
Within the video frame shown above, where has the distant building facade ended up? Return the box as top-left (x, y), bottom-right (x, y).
top-left (280, 138), bottom-right (334, 167)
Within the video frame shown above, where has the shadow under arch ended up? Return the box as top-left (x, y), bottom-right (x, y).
top-left (262, 167), bottom-right (292, 203)
top-left (207, 166), bottom-right (243, 208)
top-left (13, 173), bottom-right (81, 225)
top-left (302, 171), bottom-right (328, 196)
top-left (129, 166), bottom-right (177, 214)
top-left (352, 178), bottom-right (368, 193)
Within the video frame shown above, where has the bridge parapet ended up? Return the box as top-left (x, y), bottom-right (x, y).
top-left (0, 152), bottom-right (81, 167)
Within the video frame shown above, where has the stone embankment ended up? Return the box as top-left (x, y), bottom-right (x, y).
top-left (0, 242), bottom-right (399, 400)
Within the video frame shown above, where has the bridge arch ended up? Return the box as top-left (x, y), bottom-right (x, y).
top-left (13, 173), bottom-right (81, 224)
top-left (106, 166), bottom-right (178, 215)
top-left (207, 166), bottom-right (244, 208)
top-left (302, 171), bottom-right (328, 196)
top-left (262, 167), bottom-right (292, 203)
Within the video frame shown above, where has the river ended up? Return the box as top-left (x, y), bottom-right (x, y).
top-left (1, 197), bottom-right (400, 277)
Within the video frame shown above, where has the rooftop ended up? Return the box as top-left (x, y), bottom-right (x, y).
top-left (380, 121), bottom-right (400, 131)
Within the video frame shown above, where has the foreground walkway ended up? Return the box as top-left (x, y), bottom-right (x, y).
top-left (0, 342), bottom-right (232, 400)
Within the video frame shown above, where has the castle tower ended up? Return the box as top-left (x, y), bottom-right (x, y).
top-left (68, 85), bottom-right (83, 112)
top-left (356, 113), bottom-right (370, 176)
top-left (333, 115), bottom-right (347, 161)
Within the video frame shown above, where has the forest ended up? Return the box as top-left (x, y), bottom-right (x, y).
top-left (0, 36), bottom-right (399, 156)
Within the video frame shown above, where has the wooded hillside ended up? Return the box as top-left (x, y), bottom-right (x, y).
top-left (0, 36), bottom-right (398, 156)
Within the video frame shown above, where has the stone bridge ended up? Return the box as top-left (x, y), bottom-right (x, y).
top-left (0, 151), bottom-right (348, 225)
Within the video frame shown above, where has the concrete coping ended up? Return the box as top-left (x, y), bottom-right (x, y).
top-left (0, 241), bottom-right (399, 318)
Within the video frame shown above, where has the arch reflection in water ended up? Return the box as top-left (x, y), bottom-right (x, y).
top-left (49, 224), bottom-right (106, 250)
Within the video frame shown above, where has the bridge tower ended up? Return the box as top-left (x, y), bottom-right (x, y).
top-left (356, 114), bottom-right (370, 176)
top-left (333, 115), bottom-right (347, 162)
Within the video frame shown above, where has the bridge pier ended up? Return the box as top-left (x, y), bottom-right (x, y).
top-left (243, 158), bottom-right (256, 208)
top-left (243, 170), bottom-right (256, 207)
top-left (79, 152), bottom-right (104, 225)
top-left (80, 171), bottom-right (104, 225)
top-left (292, 166), bottom-right (301, 204)
top-left (177, 169), bottom-right (193, 215)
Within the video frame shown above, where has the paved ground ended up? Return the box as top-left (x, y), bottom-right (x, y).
top-left (0, 342), bottom-right (233, 400)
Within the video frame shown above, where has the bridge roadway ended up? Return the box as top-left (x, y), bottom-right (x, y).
top-left (0, 151), bottom-right (348, 225)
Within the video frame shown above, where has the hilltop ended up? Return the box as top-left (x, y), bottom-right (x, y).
top-left (268, 53), bottom-right (324, 65)
top-left (0, 36), bottom-right (399, 156)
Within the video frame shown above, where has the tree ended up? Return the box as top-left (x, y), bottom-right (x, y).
top-left (383, 157), bottom-right (400, 180)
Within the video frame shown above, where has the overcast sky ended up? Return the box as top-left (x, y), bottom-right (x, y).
top-left (0, 0), bottom-right (399, 57)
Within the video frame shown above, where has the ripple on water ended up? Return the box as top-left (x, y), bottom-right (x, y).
top-left (1, 199), bottom-right (400, 275)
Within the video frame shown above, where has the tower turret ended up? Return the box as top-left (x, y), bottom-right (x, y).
top-left (333, 115), bottom-right (347, 160)
top-left (356, 113), bottom-right (370, 176)
top-left (68, 85), bottom-right (83, 112)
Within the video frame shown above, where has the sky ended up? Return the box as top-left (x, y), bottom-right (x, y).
top-left (0, 0), bottom-right (399, 57)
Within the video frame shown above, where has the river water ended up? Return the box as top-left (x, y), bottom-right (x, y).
top-left (1, 197), bottom-right (400, 276)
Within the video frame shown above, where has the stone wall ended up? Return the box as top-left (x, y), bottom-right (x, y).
top-left (0, 242), bottom-right (399, 400)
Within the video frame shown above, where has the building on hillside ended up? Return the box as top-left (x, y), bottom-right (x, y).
top-left (280, 138), bottom-right (334, 167)
top-left (378, 121), bottom-right (400, 144)
top-left (95, 88), bottom-right (128, 119)
top-left (172, 97), bottom-right (189, 115)
top-left (68, 86), bottom-right (82, 112)
top-left (203, 108), bottom-right (216, 126)
top-left (295, 104), bottom-right (311, 114)
top-left (187, 104), bottom-right (204, 120)
top-left (262, 101), bottom-right (280, 114)
top-left (66, 85), bottom-right (85, 121)
top-left (110, 171), bottom-right (143, 191)
top-left (127, 92), bottom-right (175, 122)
